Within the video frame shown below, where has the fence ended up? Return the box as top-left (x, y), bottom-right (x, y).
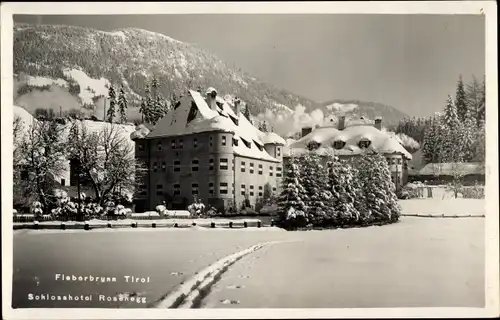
top-left (413, 185), bottom-right (485, 199)
top-left (12, 213), bottom-right (188, 223)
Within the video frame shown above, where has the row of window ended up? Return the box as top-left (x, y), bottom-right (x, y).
top-left (150, 159), bottom-right (282, 177)
top-left (386, 158), bottom-right (403, 165)
top-left (150, 183), bottom-right (277, 197)
top-left (307, 139), bottom-right (371, 151)
top-left (138, 136), bottom-right (281, 156)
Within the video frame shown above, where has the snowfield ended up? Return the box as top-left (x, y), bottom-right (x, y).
top-left (399, 199), bottom-right (485, 216)
top-left (27, 75), bottom-right (68, 88)
top-left (63, 68), bottom-right (110, 105)
top-left (13, 215), bottom-right (484, 308)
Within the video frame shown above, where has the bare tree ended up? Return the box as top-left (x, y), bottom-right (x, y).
top-left (18, 119), bottom-right (67, 213)
top-left (67, 122), bottom-right (147, 206)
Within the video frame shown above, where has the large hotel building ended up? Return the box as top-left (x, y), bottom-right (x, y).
top-left (131, 87), bottom-right (412, 213)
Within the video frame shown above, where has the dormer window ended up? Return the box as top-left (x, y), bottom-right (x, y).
top-left (242, 138), bottom-right (251, 149)
top-left (307, 141), bottom-right (320, 151)
top-left (332, 140), bottom-right (346, 150)
top-left (358, 139), bottom-right (371, 149)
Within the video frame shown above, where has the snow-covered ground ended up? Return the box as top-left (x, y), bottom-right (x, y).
top-left (62, 68), bottom-right (110, 105)
top-left (202, 216), bottom-right (484, 308)
top-left (399, 199), bottom-right (485, 216)
top-left (12, 216), bottom-right (484, 308)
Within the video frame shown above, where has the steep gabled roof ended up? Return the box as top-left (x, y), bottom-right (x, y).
top-left (146, 90), bottom-right (281, 162)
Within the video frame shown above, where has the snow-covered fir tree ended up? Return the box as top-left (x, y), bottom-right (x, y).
top-left (298, 153), bottom-right (332, 225)
top-left (243, 104), bottom-right (252, 124)
top-left (117, 85), bottom-right (128, 124)
top-left (441, 95), bottom-right (462, 162)
top-left (455, 75), bottom-right (468, 123)
top-left (422, 115), bottom-right (444, 163)
top-left (276, 156), bottom-right (309, 229)
top-left (106, 84), bottom-right (117, 123)
top-left (139, 98), bottom-right (147, 123)
top-left (326, 156), bottom-right (361, 225)
top-left (465, 75), bottom-right (483, 126)
top-left (356, 152), bottom-right (401, 223)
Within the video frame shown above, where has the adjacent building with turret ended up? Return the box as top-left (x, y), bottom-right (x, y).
top-left (131, 88), bottom-right (286, 213)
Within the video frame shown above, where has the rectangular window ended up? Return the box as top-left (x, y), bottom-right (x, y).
top-left (157, 184), bottom-right (163, 190)
top-left (153, 162), bottom-right (158, 172)
top-left (241, 161), bottom-right (246, 173)
top-left (220, 182), bottom-right (228, 194)
top-left (209, 158), bottom-right (214, 171)
top-left (179, 139), bottom-right (184, 149)
top-left (222, 136), bottom-right (227, 146)
top-left (391, 159), bottom-right (396, 165)
top-left (250, 185), bottom-right (254, 190)
top-left (171, 140), bottom-right (177, 149)
top-left (269, 166), bottom-right (274, 177)
top-left (220, 158), bottom-right (228, 170)
top-left (241, 184), bottom-right (246, 196)
top-left (138, 144), bottom-right (145, 151)
top-left (173, 183), bottom-right (181, 196)
top-left (258, 192), bottom-right (263, 197)
top-left (157, 142), bottom-right (162, 151)
top-left (173, 160), bottom-right (181, 172)
top-left (210, 136), bottom-right (213, 147)
top-left (272, 187), bottom-right (276, 192)
top-left (209, 182), bottom-right (214, 196)
top-left (161, 162), bottom-right (166, 171)
top-left (258, 164), bottom-right (263, 175)
top-left (156, 184), bottom-right (163, 196)
top-left (192, 183), bottom-right (199, 195)
top-left (259, 186), bottom-right (263, 190)
top-left (277, 147), bottom-right (281, 157)
top-left (61, 178), bottom-right (66, 186)
top-left (192, 159), bottom-right (199, 172)
top-left (193, 138), bottom-right (198, 148)
top-left (249, 162), bottom-right (254, 174)
top-left (397, 158), bottom-right (402, 165)
top-left (276, 167), bottom-right (282, 177)
top-left (250, 185), bottom-right (254, 196)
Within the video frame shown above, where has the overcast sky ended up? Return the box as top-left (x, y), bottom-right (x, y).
top-left (14, 14), bottom-right (485, 117)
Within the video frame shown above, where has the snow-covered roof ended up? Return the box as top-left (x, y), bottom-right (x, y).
top-left (146, 89), bottom-right (283, 162)
top-left (287, 124), bottom-right (412, 159)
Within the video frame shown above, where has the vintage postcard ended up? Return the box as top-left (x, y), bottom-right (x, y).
top-left (1, 1), bottom-right (498, 319)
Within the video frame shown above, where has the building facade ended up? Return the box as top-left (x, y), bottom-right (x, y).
top-left (285, 116), bottom-right (412, 191)
top-left (132, 88), bottom-right (285, 213)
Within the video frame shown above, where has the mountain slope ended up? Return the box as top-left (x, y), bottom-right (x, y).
top-left (13, 23), bottom-right (408, 135)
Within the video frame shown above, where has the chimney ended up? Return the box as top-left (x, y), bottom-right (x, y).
top-left (338, 115), bottom-right (346, 130)
top-left (301, 127), bottom-right (312, 137)
top-left (374, 117), bottom-right (382, 130)
top-left (206, 87), bottom-right (218, 110)
top-left (234, 98), bottom-right (241, 125)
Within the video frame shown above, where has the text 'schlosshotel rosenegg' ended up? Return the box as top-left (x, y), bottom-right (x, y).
top-left (27, 274), bottom-right (151, 304)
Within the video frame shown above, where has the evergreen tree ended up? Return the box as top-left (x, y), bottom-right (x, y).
top-left (139, 98), bottom-right (147, 123)
top-left (441, 95), bottom-right (461, 162)
top-left (465, 76), bottom-right (482, 126)
top-left (477, 75), bottom-right (486, 127)
top-left (276, 156), bottom-right (309, 229)
top-left (298, 153), bottom-right (332, 225)
top-left (144, 84), bottom-right (154, 124)
top-left (422, 116), bottom-right (444, 163)
top-left (117, 85), bottom-right (128, 124)
top-left (356, 152), bottom-right (401, 223)
top-left (455, 75), bottom-right (468, 122)
top-left (326, 156), bottom-right (361, 225)
top-left (243, 104), bottom-right (252, 124)
top-left (106, 84), bottom-right (117, 123)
